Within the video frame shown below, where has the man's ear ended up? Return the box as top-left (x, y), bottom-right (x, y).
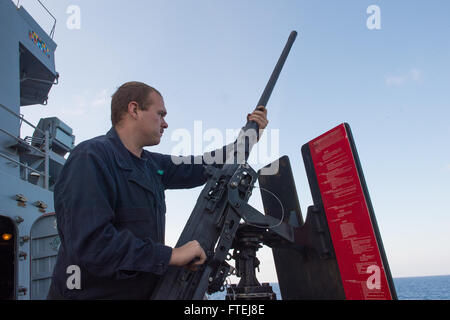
top-left (127, 101), bottom-right (139, 120)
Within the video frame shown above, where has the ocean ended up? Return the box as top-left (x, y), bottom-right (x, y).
top-left (207, 275), bottom-right (450, 300)
top-left (394, 275), bottom-right (450, 300)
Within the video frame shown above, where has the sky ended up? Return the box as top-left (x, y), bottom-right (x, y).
top-left (17, 0), bottom-right (450, 282)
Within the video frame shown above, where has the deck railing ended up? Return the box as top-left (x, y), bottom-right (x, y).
top-left (0, 103), bottom-right (50, 189)
top-left (16, 0), bottom-right (57, 39)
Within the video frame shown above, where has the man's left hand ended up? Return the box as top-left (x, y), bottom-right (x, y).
top-left (247, 106), bottom-right (268, 140)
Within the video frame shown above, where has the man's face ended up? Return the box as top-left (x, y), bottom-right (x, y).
top-left (136, 91), bottom-right (168, 146)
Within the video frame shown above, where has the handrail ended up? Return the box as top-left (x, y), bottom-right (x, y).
top-left (36, 0), bottom-right (56, 38)
top-left (0, 103), bottom-right (50, 189)
top-left (21, 75), bottom-right (59, 86)
top-left (0, 103), bottom-right (45, 135)
top-left (16, 0), bottom-right (57, 39)
top-left (0, 151), bottom-right (44, 176)
top-left (0, 128), bottom-right (45, 156)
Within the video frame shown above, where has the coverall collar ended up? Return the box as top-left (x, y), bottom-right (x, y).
top-left (106, 127), bottom-right (156, 194)
top-left (106, 126), bottom-right (145, 170)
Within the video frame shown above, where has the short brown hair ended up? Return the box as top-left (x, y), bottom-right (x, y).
top-left (111, 81), bottom-right (162, 126)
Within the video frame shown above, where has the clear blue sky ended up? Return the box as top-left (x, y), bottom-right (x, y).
top-left (19, 0), bottom-right (450, 281)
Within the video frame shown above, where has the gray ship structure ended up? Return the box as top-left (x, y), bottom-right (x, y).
top-left (0, 0), bottom-right (73, 300)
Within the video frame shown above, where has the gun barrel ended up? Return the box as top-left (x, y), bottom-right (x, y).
top-left (151, 32), bottom-right (298, 300)
top-left (237, 31), bottom-right (297, 162)
top-left (257, 30), bottom-right (297, 108)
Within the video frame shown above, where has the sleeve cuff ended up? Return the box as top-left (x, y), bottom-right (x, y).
top-left (150, 244), bottom-right (172, 275)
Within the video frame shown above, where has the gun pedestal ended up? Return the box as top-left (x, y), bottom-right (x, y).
top-left (226, 225), bottom-right (276, 300)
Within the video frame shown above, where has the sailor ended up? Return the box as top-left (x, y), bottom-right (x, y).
top-left (47, 81), bottom-right (268, 299)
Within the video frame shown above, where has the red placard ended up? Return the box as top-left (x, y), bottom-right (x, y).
top-left (308, 124), bottom-right (392, 300)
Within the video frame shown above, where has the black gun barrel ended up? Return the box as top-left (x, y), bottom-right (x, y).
top-left (257, 30), bottom-right (297, 109)
top-left (151, 32), bottom-right (298, 300)
top-left (236, 31), bottom-right (297, 163)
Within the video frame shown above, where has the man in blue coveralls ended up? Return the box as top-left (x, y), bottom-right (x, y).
top-left (47, 81), bottom-right (268, 299)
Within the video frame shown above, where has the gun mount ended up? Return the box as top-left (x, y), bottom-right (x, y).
top-left (151, 31), bottom-right (298, 300)
top-left (152, 31), bottom-right (397, 300)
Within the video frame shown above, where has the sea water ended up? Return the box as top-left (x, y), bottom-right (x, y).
top-left (207, 275), bottom-right (450, 300)
top-left (394, 275), bottom-right (450, 300)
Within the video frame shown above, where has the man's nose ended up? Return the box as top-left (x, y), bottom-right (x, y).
top-left (162, 119), bottom-right (168, 128)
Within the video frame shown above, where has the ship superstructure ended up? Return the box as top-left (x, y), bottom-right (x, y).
top-left (0, 0), bottom-right (73, 300)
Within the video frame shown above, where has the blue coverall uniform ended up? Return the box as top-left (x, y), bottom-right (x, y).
top-left (47, 127), bottom-right (212, 299)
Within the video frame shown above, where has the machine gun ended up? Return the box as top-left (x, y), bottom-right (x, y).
top-left (151, 31), bottom-right (298, 300)
top-left (152, 31), bottom-right (397, 300)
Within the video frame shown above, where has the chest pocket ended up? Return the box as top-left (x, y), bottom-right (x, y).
top-left (112, 152), bottom-right (167, 242)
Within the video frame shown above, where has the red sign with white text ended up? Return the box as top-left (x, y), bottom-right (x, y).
top-left (308, 124), bottom-right (392, 300)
